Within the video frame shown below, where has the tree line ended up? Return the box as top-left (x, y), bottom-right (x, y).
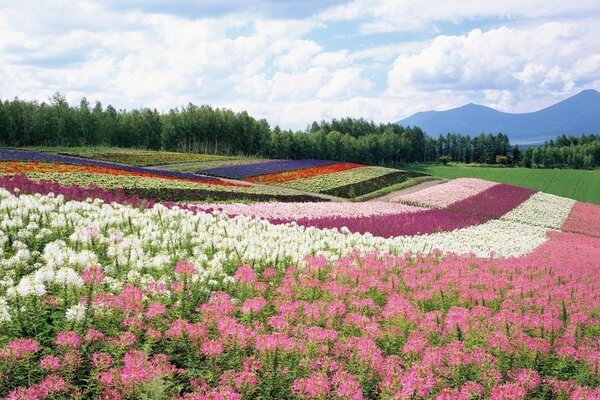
top-left (522, 135), bottom-right (600, 169)
top-left (0, 94), bottom-right (598, 168)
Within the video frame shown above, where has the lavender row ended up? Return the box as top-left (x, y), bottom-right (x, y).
top-left (447, 184), bottom-right (536, 218)
top-left (0, 148), bottom-right (218, 181)
top-left (199, 159), bottom-right (339, 179)
top-left (266, 209), bottom-right (489, 238)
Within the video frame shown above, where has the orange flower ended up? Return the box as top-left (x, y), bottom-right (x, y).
top-left (0, 161), bottom-right (249, 188)
top-left (245, 162), bottom-right (364, 184)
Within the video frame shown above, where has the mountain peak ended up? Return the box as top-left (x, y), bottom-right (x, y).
top-left (397, 89), bottom-right (600, 144)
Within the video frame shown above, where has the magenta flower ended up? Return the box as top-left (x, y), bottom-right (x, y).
top-left (233, 265), bottom-right (258, 284)
top-left (0, 338), bottom-right (41, 359)
top-left (39, 355), bottom-right (61, 371)
top-left (82, 265), bottom-right (105, 285)
top-left (174, 260), bottom-right (196, 276)
top-left (200, 340), bottom-right (224, 357)
top-left (54, 331), bottom-right (81, 348)
top-left (91, 352), bottom-right (114, 369)
top-left (241, 297), bottom-right (268, 314)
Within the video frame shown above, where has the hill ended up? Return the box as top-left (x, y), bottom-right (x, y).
top-left (398, 89), bottom-right (600, 143)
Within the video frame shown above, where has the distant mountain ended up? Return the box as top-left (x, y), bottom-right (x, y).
top-left (397, 89), bottom-right (600, 144)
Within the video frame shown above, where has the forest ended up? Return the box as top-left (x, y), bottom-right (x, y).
top-left (0, 94), bottom-right (598, 168)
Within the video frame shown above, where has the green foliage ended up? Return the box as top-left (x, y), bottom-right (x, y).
top-left (438, 155), bottom-right (451, 165)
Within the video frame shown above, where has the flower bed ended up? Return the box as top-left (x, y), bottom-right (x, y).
top-left (280, 166), bottom-right (400, 193)
top-left (321, 171), bottom-right (426, 198)
top-left (200, 159), bottom-right (338, 179)
top-left (0, 188), bottom-right (598, 398)
top-left (0, 149), bottom-right (218, 181)
top-left (391, 178), bottom-right (498, 208)
top-left (0, 174), bottom-right (328, 204)
top-left (445, 184), bottom-right (536, 218)
top-left (194, 201), bottom-right (424, 220)
top-left (270, 208), bottom-right (489, 237)
top-left (562, 201), bottom-right (600, 237)
top-left (0, 161), bottom-right (246, 187)
top-left (245, 162), bottom-right (364, 184)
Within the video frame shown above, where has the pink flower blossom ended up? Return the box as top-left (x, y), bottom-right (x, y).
top-left (54, 331), bottom-right (81, 348)
top-left (82, 265), bottom-right (105, 284)
top-left (200, 340), bottom-right (224, 357)
top-left (0, 338), bottom-right (41, 359)
top-left (175, 260), bottom-right (196, 276)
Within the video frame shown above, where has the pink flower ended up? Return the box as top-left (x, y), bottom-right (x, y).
top-left (145, 303), bottom-right (167, 318)
top-left (241, 297), bottom-right (267, 314)
top-left (0, 338), bottom-right (41, 359)
top-left (92, 352), bottom-right (114, 369)
top-left (234, 265), bottom-right (257, 284)
top-left (175, 260), bottom-right (196, 276)
top-left (84, 328), bottom-right (106, 343)
top-left (82, 265), bottom-right (105, 284)
top-left (262, 268), bottom-right (277, 280)
top-left (54, 331), bottom-right (81, 348)
top-left (489, 383), bottom-right (527, 400)
top-left (200, 340), bottom-right (224, 357)
top-left (292, 373), bottom-right (331, 399)
top-left (40, 355), bottom-right (61, 371)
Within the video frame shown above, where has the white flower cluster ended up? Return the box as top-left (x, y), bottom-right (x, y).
top-left (501, 192), bottom-right (576, 230)
top-left (0, 187), bottom-right (577, 312)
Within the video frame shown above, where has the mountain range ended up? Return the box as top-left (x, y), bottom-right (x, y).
top-left (397, 89), bottom-right (600, 144)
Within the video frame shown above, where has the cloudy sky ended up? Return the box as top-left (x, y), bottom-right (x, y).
top-left (1, 0), bottom-right (599, 129)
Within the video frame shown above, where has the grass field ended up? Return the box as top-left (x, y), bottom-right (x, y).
top-left (405, 164), bottom-right (600, 204)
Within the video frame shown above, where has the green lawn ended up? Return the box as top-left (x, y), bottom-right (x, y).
top-left (405, 164), bottom-right (600, 204)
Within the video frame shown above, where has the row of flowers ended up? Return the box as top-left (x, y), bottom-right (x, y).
top-left (193, 182), bottom-right (560, 237)
top-left (391, 178), bottom-right (498, 208)
top-left (0, 149), bottom-right (219, 182)
top-left (0, 226), bottom-right (598, 399)
top-left (280, 167), bottom-right (401, 193)
top-left (245, 162), bottom-right (364, 184)
top-left (0, 161), bottom-right (248, 187)
top-left (200, 159), bottom-right (339, 179)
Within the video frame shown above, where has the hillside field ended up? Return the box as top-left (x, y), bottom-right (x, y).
top-left (405, 164), bottom-right (600, 204)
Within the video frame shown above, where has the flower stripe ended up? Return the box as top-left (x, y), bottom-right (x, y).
top-left (245, 162), bottom-right (364, 183)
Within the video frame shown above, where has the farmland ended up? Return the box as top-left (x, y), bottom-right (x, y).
top-left (0, 148), bottom-right (599, 399)
top-left (405, 164), bottom-right (600, 204)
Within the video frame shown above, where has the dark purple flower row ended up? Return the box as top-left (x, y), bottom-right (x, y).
top-left (446, 184), bottom-right (536, 218)
top-left (266, 209), bottom-right (489, 238)
top-left (279, 184), bottom-right (535, 237)
top-left (0, 174), bottom-right (155, 208)
top-left (0, 148), bottom-right (218, 181)
top-left (199, 159), bottom-right (339, 179)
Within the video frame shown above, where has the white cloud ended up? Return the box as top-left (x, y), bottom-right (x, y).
top-left (321, 0), bottom-right (600, 33)
top-left (317, 68), bottom-right (372, 98)
top-left (386, 21), bottom-right (600, 111)
top-left (0, 0), bottom-right (599, 130)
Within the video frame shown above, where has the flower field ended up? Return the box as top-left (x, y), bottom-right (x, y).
top-left (200, 159), bottom-right (339, 179)
top-left (197, 158), bottom-right (426, 199)
top-left (245, 162), bottom-right (364, 184)
top-left (0, 150), bottom-right (329, 203)
top-left (0, 148), bottom-right (599, 399)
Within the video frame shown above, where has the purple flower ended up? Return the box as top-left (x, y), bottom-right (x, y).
top-left (200, 159), bottom-right (339, 179)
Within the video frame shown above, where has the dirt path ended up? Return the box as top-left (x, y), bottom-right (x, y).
top-left (365, 179), bottom-right (445, 202)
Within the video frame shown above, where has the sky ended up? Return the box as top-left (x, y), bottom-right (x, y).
top-left (1, 0), bottom-right (600, 130)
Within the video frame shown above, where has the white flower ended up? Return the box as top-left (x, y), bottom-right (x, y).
top-left (0, 297), bottom-right (11, 323)
top-left (65, 303), bottom-right (86, 321)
